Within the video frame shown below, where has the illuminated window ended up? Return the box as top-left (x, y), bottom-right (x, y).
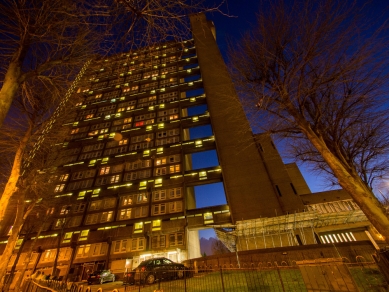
top-left (42, 249), bottom-right (56, 261)
top-left (55, 218), bottom-right (66, 228)
top-left (88, 130), bottom-right (99, 136)
top-left (118, 139), bottom-right (128, 146)
top-left (119, 208), bottom-right (132, 220)
top-left (136, 193), bottom-right (148, 203)
top-left (60, 205), bottom-right (71, 215)
top-left (79, 230), bottom-right (89, 241)
top-left (76, 245), bottom-right (91, 258)
top-left (109, 174), bottom-right (121, 184)
top-left (59, 174), bottom-right (69, 182)
top-left (155, 178), bottom-right (163, 187)
top-left (100, 166), bottom-right (110, 175)
top-left (15, 238), bottom-right (23, 249)
top-left (78, 191), bottom-right (86, 198)
top-left (320, 232), bottom-right (356, 244)
top-left (152, 220), bottom-right (161, 231)
top-left (101, 211), bottom-right (113, 222)
top-left (89, 200), bottom-right (102, 211)
top-left (63, 232), bottom-right (73, 243)
top-left (54, 184), bottom-right (65, 192)
top-left (121, 195), bottom-right (133, 206)
top-left (169, 164), bottom-right (180, 173)
top-left (155, 158), bottom-right (167, 165)
top-left (134, 222), bottom-right (143, 233)
top-left (204, 212), bottom-right (214, 224)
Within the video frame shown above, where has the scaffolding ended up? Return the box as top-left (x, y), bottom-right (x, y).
top-left (215, 209), bottom-right (368, 252)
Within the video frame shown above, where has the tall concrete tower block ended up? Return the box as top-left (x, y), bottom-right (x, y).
top-left (190, 14), bottom-right (304, 221)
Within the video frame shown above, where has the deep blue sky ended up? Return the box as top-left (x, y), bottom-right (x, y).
top-left (197, 0), bottom-right (389, 239)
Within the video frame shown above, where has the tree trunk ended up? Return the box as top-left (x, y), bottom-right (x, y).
top-left (0, 194), bottom-right (27, 289)
top-left (298, 118), bottom-right (389, 244)
top-left (2, 238), bottom-right (26, 292)
top-left (13, 223), bottom-right (46, 290)
top-left (0, 124), bottom-right (33, 231)
top-left (0, 43), bottom-right (29, 129)
top-left (52, 218), bottom-right (67, 279)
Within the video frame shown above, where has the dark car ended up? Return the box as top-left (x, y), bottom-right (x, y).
top-left (126, 257), bottom-right (186, 285)
top-left (87, 270), bottom-right (115, 285)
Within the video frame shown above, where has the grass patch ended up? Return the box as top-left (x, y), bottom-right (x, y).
top-left (128, 269), bottom-right (307, 292)
top-left (349, 266), bottom-right (387, 292)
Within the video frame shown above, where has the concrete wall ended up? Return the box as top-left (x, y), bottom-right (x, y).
top-left (190, 14), bottom-right (295, 221)
top-left (285, 163), bottom-right (311, 195)
top-left (185, 241), bottom-right (377, 267)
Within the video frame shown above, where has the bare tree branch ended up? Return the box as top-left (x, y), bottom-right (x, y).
top-left (229, 0), bottom-right (389, 243)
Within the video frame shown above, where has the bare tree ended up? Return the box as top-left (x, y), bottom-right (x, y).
top-left (0, 83), bottom-right (79, 285)
top-left (2, 208), bottom-right (48, 291)
top-left (229, 0), bottom-right (389, 243)
top-left (0, 0), bottom-right (105, 129)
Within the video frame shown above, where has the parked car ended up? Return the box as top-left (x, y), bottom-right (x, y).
top-left (127, 257), bottom-right (186, 285)
top-left (87, 270), bottom-right (115, 285)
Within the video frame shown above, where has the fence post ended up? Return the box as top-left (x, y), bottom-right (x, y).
top-left (276, 266), bottom-right (286, 292)
top-left (184, 269), bottom-right (187, 292)
top-left (219, 266), bottom-right (225, 292)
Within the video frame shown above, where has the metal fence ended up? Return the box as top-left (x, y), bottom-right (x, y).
top-left (124, 263), bottom-right (388, 292)
top-left (21, 262), bottom-right (388, 292)
top-left (22, 279), bottom-right (75, 292)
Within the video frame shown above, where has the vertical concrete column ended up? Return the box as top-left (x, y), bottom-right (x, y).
top-left (189, 13), bottom-right (285, 221)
